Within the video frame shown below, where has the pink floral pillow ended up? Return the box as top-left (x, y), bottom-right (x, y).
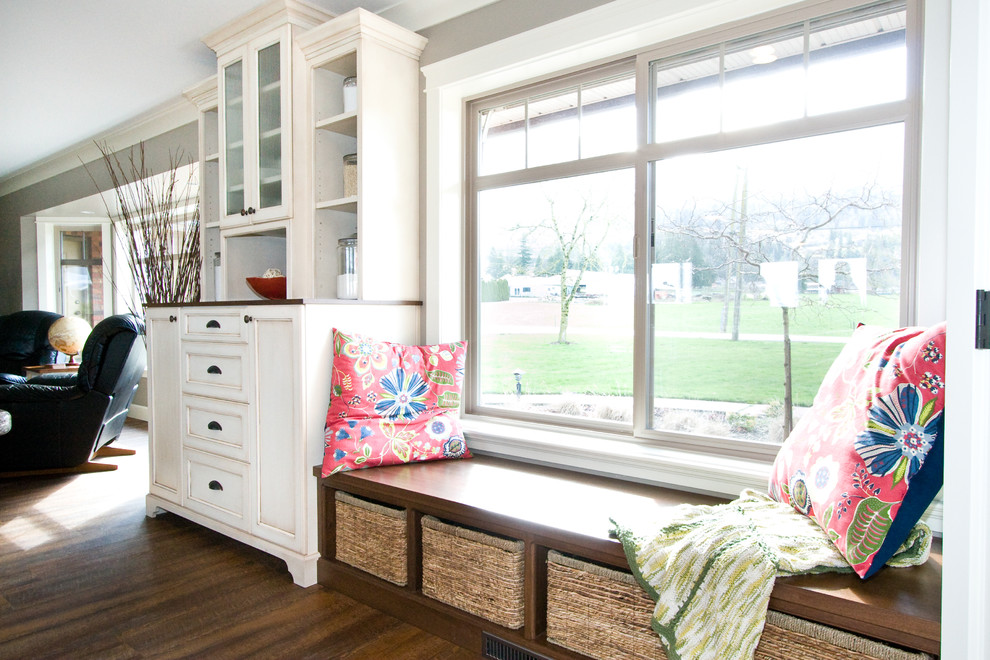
top-left (768, 322), bottom-right (945, 578)
top-left (321, 329), bottom-right (470, 477)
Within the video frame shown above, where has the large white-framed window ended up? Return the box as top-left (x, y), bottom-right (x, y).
top-left (467, 62), bottom-right (637, 434)
top-left (640, 1), bottom-right (915, 456)
top-left (464, 0), bottom-right (918, 463)
top-left (426, 0), bottom-right (984, 653)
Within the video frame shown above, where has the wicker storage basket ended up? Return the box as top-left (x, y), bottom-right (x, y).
top-left (546, 551), bottom-right (932, 660)
top-left (334, 491), bottom-right (408, 586)
top-left (420, 515), bottom-right (525, 629)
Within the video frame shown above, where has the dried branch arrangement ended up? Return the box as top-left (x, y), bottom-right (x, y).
top-left (89, 141), bottom-right (201, 308)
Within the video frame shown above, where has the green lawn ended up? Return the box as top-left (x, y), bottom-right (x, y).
top-left (481, 334), bottom-right (840, 406)
top-left (653, 294), bottom-right (899, 336)
top-left (479, 294), bottom-right (898, 406)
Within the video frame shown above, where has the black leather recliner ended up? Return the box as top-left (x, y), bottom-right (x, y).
top-left (0, 314), bottom-right (146, 473)
top-left (0, 310), bottom-right (63, 377)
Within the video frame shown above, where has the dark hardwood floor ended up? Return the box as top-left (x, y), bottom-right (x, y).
top-left (0, 420), bottom-right (478, 659)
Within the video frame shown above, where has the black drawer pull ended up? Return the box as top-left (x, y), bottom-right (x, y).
top-left (206, 319), bottom-right (221, 329)
top-left (208, 480), bottom-right (223, 491)
top-left (169, 315), bottom-right (177, 323)
top-left (207, 421), bottom-right (223, 431)
top-left (207, 365), bottom-right (222, 375)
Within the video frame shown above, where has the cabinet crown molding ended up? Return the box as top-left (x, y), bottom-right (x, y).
top-left (298, 8), bottom-right (428, 62)
top-left (203, 0), bottom-right (334, 55)
top-left (182, 75), bottom-right (219, 112)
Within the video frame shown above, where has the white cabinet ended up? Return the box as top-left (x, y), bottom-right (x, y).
top-left (217, 29), bottom-right (292, 226)
top-left (298, 10), bottom-right (427, 301)
top-left (147, 307), bottom-right (181, 501)
top-left (145, 301), bottom-right (421, 586)
top-left (182, 77), bottom-right (222, 301)
top-left (201, 0), bottom-right (333, 300)
top-left (185, 2), bottom-right (425, 302)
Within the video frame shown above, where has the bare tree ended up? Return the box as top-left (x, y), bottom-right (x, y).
top-left (657, 178), bottom-right (897, 433)
top-left (515, 197), bottom-right (611, 344)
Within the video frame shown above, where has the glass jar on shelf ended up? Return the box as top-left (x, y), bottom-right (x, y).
top-left (343, 76), bottom-right (357, 113)
top-left (337, 236), bottom-right (358, 299)
top-left (343, 153), bottom-right (357, 198)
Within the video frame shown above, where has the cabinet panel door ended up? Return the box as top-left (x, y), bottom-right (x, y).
top-left (250, 310), bottom-right (302, 549)
top-left (148, 308), bottom-right (181, 501)
top-left (249, 30), bottom-right (292, 224)
top-left (218, 30), bottom-right (291, 227)
top-left (256, 41), bottom-right (283, 213)
top-left (221, 53), bottom-right (248, 224)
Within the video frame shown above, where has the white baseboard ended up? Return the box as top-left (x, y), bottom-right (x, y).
top-left (127, 404), bottom-right (149, 422)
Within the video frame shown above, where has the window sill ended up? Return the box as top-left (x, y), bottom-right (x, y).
top-left (462, 415), bottom-right (771, 499)
top-left (461, 415), bottom-right (944, 534)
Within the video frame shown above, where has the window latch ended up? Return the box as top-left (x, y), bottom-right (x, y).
top-left (977, 290), bottom-right (990, 349)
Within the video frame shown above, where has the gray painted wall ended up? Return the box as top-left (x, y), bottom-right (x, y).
top-left (417, 0), bottom-right (615, 66)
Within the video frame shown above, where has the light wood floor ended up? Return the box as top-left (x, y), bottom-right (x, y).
top-left (0, 420), bottom-right (478, 659)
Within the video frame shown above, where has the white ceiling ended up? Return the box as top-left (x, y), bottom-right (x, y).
top-left (0, 0), bottom-right (490, 183)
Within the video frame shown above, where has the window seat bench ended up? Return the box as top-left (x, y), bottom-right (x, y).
top-left (315, 454), bottom-right (940, 658)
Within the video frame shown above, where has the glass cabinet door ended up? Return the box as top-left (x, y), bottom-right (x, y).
top-left (257, 42), bottom-right (282, 210)
top-left (223, 58), bottom-right (246, 217)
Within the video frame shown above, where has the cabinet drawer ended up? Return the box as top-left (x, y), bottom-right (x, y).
top-left (182, 343), bottom-right (249, 402)
top-left (183, 396), bottom-right (250, 461)
top-left (185, 450), bottom-right (249, 530)
top-left (182, 309), bottom-right (247, 342)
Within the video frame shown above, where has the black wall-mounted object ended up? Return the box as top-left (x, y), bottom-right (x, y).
top-left (977, 289), bottom-right (990, 350)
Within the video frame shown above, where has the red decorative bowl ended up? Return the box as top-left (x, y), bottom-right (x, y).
top-left (246, 276), bottom-right (286, 299)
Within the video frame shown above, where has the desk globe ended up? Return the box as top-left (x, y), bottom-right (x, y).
top-left (48, 316), bottom-right (92, 364)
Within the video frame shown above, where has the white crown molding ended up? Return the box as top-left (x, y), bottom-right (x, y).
top-left (183, 75), bottom-right (219, 112)
top-left (0, 96), bottom-right (197, 199)
top-left (202, 0), bottom-right (334, 55)
top-left (298, 8), bottom-right (427, 63)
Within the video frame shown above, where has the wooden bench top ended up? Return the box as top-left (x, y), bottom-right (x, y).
top-left (321, 454), bottom-right (941, 655)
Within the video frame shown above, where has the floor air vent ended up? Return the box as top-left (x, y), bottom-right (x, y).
top-left (481, 633), bottom-right (551, 660)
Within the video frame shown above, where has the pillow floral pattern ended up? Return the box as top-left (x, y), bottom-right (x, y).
top-left (768, 322), bottom-right (945, 578)
top-left (321, 329), bottom-right (470, 477)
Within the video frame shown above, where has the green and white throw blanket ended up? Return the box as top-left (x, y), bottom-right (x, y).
top-left (610, 489), bottom-right (931, 660)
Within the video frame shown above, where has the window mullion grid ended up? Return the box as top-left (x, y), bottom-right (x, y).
top-left (640, 98), bottom-right (910, 166)
top-left (524, 100), bottom-right (530, 170)
top-left (802, 20), bottom-right (811, 119)
top-left (577, 83), bottom-right (584, 160)
top-left (718, 42), bottom-right (726, 135)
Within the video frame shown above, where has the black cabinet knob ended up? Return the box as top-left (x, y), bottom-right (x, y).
top-left (169, 315), bottom-right (177, 323)
top-left (244, 315), bottom-right (253, 323)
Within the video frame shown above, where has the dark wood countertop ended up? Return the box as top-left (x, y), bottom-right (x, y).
top-left (320, 454), bottom-right (941, 654)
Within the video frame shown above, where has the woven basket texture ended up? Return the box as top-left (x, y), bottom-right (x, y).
top-left (421, 515), bottom-right (525, 629)
top-left (546, 551), bottom-right (933, 660)
top-left (334, 491), bottom-right (407, 586)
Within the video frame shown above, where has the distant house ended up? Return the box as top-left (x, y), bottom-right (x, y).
top-left (505, 271), bottom-right (633, 301)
